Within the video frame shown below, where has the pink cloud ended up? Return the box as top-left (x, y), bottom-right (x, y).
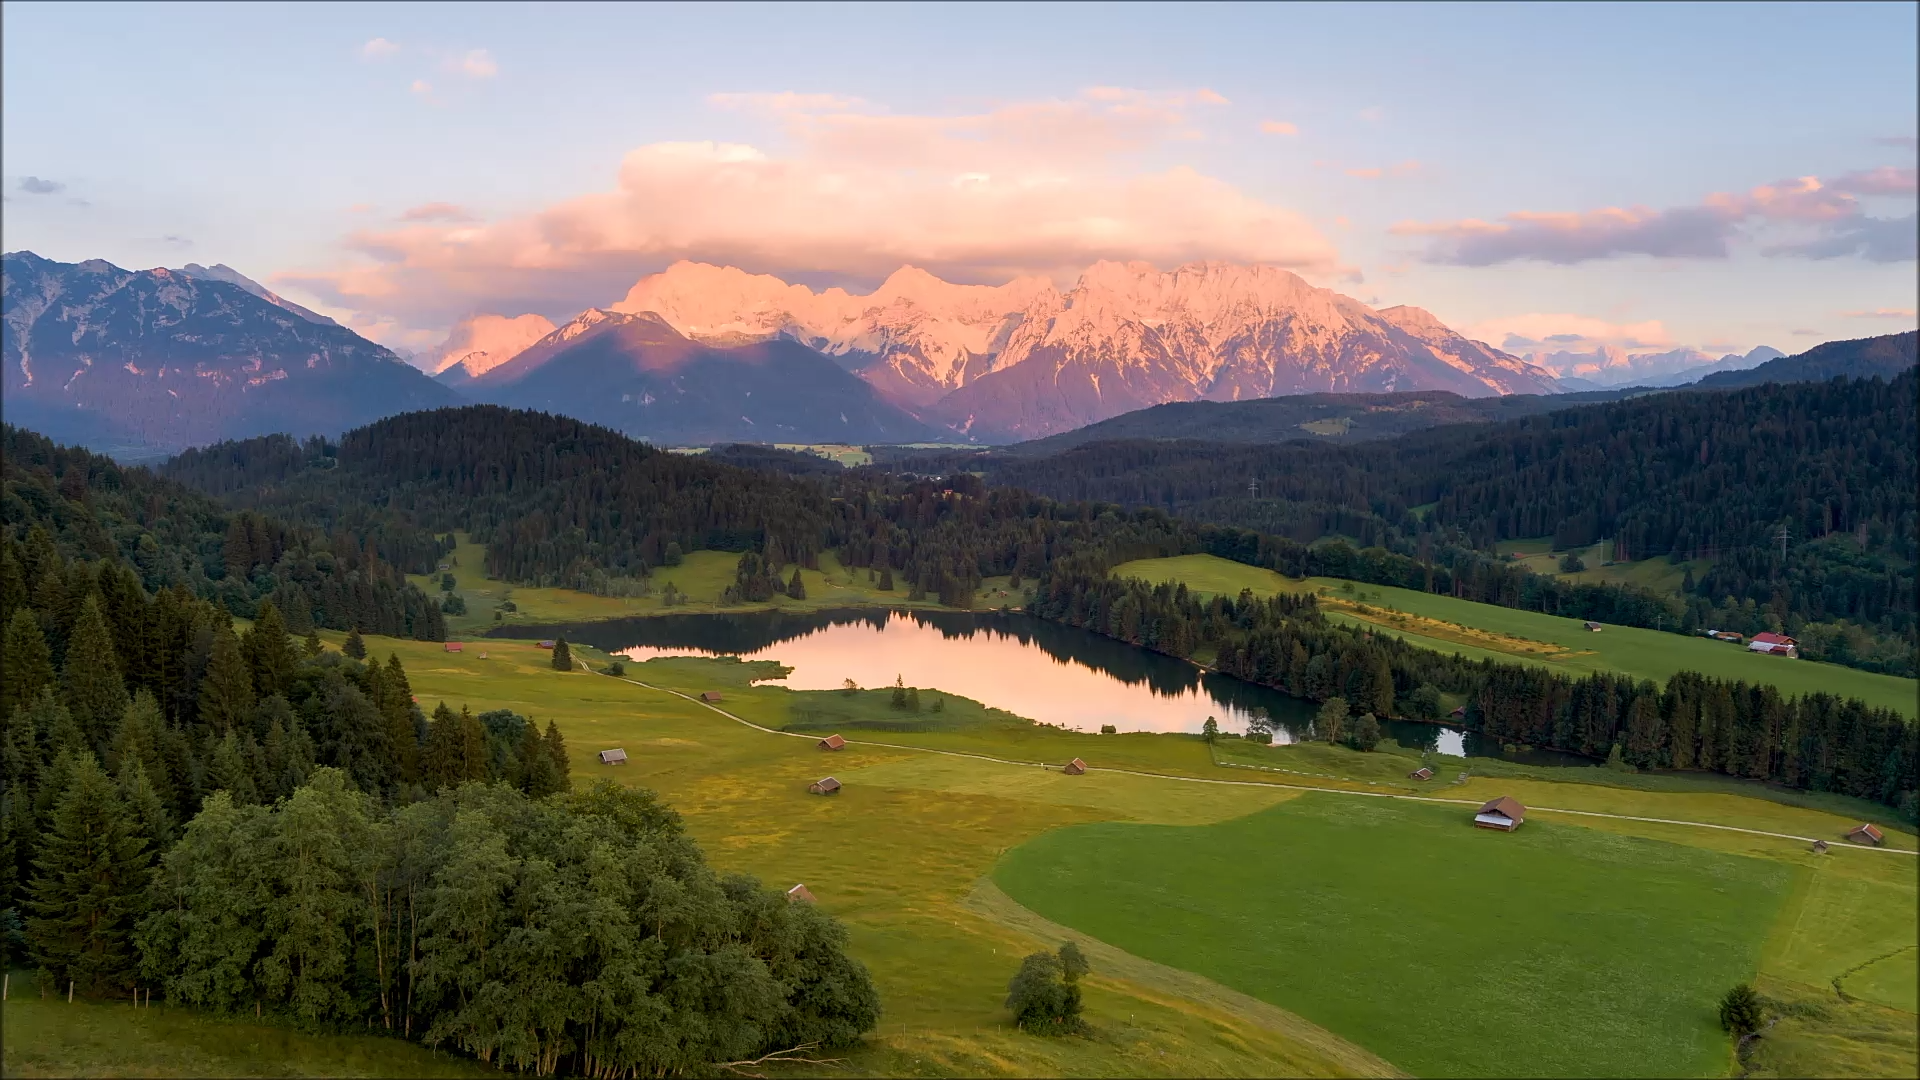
top-left (1840, 307), bottom-right (1917, 319)
top-left (1396, 171), bottom-right (1912, 265)
top-left (1345, 167), bottom-right (1382, 179)
top-left (283, 90), bottom-right (1338, 331)
top-left (1345, 160), bottom-right (1420, 180)
top-left (360, 37), bottom-right (399, 60)
top-left (400, 202), bottom-right (476, 222)
top-left (410, 79), bottom-right (432, 95)
top-left (1830, 166), bottom-right (1918, 197)
top-left (1260, 120), bottom-right (1298, 136)
top-left (451, 48), bottom-right (497, 79)
top-left (1464, 312), bottom-right (1674, 354)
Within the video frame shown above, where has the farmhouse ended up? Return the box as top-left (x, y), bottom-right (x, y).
top-left (1846, 823), bottom-right (1884, 846)
top-left (1583, 621), bottom-right (1603, 632)
top-left (1064, 757), bottom-right (1087, 775)
top-left (818, 734), bottom-right (846, 751)
top-left (808, 776), bottom-right (842, 795)
top-left (1749, 632), bottom-right (1799, 657)
top-left (597, 748), bottom-right (628, 765)
top-left (786, 883), bottom-right (815, 904)
top-left (1712, 631), bottom-right (1745, 643)
top-left (700, 691), bottom-right (725, 703)
top-left (1409, 766), bottom-right (1434, 781)
top-left (1474, 796), bottom-right (1526, 831)
top-left (445, 642), bottom-right (463, 652)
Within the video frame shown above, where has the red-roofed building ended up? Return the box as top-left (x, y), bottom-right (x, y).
top-left (1748, 632), bottom-right (1798, 657)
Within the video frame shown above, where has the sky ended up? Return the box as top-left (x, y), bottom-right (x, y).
top-left (3, 1), bottom-right (1915, 363)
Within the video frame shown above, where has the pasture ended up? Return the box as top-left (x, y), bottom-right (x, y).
top-left (10, 629), bottom-right (1914, 1078)
top-left (1112, 554), bottom-right (1919, 716)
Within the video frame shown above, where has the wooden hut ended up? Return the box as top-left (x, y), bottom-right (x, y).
top-left (1583, 621), bottom-right (1603, 632)
top-left (818, 734), bottom-right (847, 751)
top-left (537, 640), bottom-right (556, 648)
top-left (1063, 758), bottom-right (1087, 775)
top-left (808, 776), bottom-right (842, 796)
top-left (1811, 839), bottom-right (1829, 854)
top-left (598, 748), bottom-right (628, 765)
top-left (1409, 766), bottom-right (1434, 781)
top-left (786, 883), bottom-right (816, 904)
top-left (700, 691), bottom-right (725, 703)
top-left (1473, 796), bottom-right (1526, 831)
top-left (445, 641), bottom-right (463, 652)
top-left (1846, 823), bottom-right (1885, 846)
top-left (1449, 705), bottom-right (1467, 719)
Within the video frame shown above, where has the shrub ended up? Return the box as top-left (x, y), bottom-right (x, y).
top-left (1719, 982), bottom-right (1764, 1035)
top-left (1005, 942), bottom-right (1088, 1034)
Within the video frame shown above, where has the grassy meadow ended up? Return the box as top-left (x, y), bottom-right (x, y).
top-left (9, 627), bottom-right (1914, 1078)
top-left (1112, 554), bottom-right (1918, 717)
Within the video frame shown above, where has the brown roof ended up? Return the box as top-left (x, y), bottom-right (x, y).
top-left (597, 748), bottom-right (628, 764)
top-left (819, 734), bottom-right (846, 750)
top-left (1409, 767), bottom-right (1434, 780)
top-left (1479, 796), bottom-right (1526, 822)
top-left (1847, 823), bottom-right (1884, 844)
top-left (786, 883), bottom-right (816, 903)
top-left (445, 642), bottom-right (463, 651)
top-left (700, 691), bottom-right (724, 702)
top-left (1064, 757), bottom-right (1086, 775)
top-left (808, 776), bottom-right (842, 794)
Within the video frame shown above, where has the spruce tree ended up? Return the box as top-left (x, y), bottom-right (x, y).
top-left (198, 623), bottom-right (255, 735)
top-left (303, 629), bottom-right (323, 657)
top-left (243, 600), bottom-right (298, 698)
top-left (108, 692), bottom-right (172, 810)
top-left (787, 566), bottom-right (807, 600)
top-left (116, 758), bottom-right (174, 854)
top-left (422, 704), bottom-right (462, 791)
top-left (2, 608), bottom-right (55, 720)
top-left (27, 752), bottom-right (150, 997)
top-left (342, 628), bottom-right (366, 660)
top-left (379, 655), bottom-right (420, 784)
top-left (61, 596), bottom-right (129, 752)
top-left (878, 567), bottom-right (894, 592)
top-left (208, 731), bottom-right (261, 805)
top-left (551, 637), bottom-right (573, 672)
top-left (891, 675), bottom-right (908, 710)
top-left (458, 707), bottom-right (490, 782)
top-left (542, 720), bottom-right (570, 790)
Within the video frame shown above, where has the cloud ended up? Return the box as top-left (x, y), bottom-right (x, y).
top-left (1358, 106), bottom-right (1385, 123)
top-left (1463, 312), bottom-right (1674, 355)
top-left (159, 234), bottom-right (193, 248)
top-left (1790, 328), bottom-right (1821, 336)
top-left (284, 88), bottom-right (1339, 330)
top-left (452, 49), bottom-right (497, 79)
top-left (410, 79), bottom-right (432, 96)
top-left (400, 202), bottom-right (477, 222)
top-left (1874, 135), bottom-right (1917, 151)
top-left (1396, 173), bottom-right (1914, 265)
top-left (18, 176), bottom-right (63, 194)
top-left (1259, 120), bottom-right (1298, 136)
top-left (1345, 161), bottom-right (1420, 179)
top-left (360, 37), bottom-right (400, 60)
top-left (1840, 307), bottom-right (1917, 319)
top-left (1829, 166), bottom-right (1918, 197)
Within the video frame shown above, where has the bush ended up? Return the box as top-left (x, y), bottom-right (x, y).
top-left (1005, 942), bottom-right (1088, 1034)
top-left (1719, 982), bottom-right (1764, 1035)
top-left (605, 660), bottom-right (626, 677)
top-left (1559, 552), bottom-right (1587, 573)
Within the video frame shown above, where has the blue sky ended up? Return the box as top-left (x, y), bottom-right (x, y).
top-left (4, 1), bottom-right (1914, 358)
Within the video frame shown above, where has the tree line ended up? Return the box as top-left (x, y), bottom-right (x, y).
top-left (1030, 560), bottom-right (1918, 818)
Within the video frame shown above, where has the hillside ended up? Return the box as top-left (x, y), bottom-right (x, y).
top-left (1694, 330), bottom-right (1917, 389)
top-left (0, 251), bottom-right (456, 455)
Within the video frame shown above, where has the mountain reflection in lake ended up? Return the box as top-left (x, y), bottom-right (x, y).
top-left (503, 608), bottom-right (1571, 760)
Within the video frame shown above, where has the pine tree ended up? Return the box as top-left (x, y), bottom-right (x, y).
top-left (342, 628), bottom-right (366, 660)
top-left (116, 758), bottom-right (174, 854)
top-left (878, 567), bottom-right (894, 592)
top-left (890, 676), bottom-right (908, 710)
top-left (208, 731), bottom-right (261, 805)
top-left (243, 600), bottom-right (298, 698)
top-left (551, 637), bottom-right (573, 672)
top-left (2, 608), bottom-right (55, 720)
top-left (787, 566), bottom-right (807, 600)
top-left (61, 596), bottom-right (129, 752)
top-left (303, 629), bottom-right (323, 657)
top-left (516, 721), bottom-right (562, 796)
top-left (422, 703), bottom-right (461, 791)
top-left (108, 692), bottom-right (173, 811)
top-left (198, 623), bottom-right (256, 735)
top-left (458, 707), bottom-right (489, 782)
top-left (27, 752), bottom-right (151, 997)
top-left (542, 720), bottom-right (570, 790)
top-left (379, 655), bottom-right (420, 784)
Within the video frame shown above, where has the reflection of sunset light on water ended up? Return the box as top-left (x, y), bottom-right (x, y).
top-left (619, 611), bottom-right (1266, 734)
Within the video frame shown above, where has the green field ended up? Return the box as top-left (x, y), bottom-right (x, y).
top-left (1113, 554), bottom-right (1918, 717)
top-left (11, 629), bottom-right (1915, 1078)
top-left (994, 795), bottom-right (1794, 1077)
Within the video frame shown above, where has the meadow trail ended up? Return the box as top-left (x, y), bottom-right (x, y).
top-left (590, 666), bottom-right (1918, 857)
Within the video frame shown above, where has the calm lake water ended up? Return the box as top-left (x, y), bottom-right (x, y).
top-left (503, 607), bottom-right (1593, 763)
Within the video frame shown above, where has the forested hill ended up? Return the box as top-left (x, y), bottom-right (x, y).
top-left (1692, 329), bottom-right (1916, 390)
top-left (959, 372), bottom-right (1919, 675)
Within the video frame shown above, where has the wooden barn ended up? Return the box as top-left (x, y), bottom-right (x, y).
top-left (1449, 705), bottom-right (1467, 719)
top-left (1583, 621), bottom-right (1603, 632)
top-left (1063, 758), bottom-right (1087, 775)
top-left (445, 641), bottom-right (463, 652)
top-left (1812, 839), bottom-right (1829, 854)
top-left (786, 883), bottom-right (816, 904)
top-left (1474, 796), bottom-right (1526, 831)
top-left (700, 691), bottom-right (725, 703)
top-left (808, 776), bottom-right (842, 795)
top-left (1846, 823), bottom-right (1885, 846)
top-left (537, 640), bottom-right (556, 648)
top-left (1409, 766), bottom-right (1434, 781)
top-left (597, 748), bottom-right (628, 765)
top-left (818, 734), bottom-right (846, 751)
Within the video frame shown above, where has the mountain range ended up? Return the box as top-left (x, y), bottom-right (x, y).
top-left (1535, 344), bottom-right (1785, 390)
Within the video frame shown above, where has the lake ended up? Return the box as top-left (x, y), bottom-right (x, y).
top-left (500, 607), bottom-right (1587, 762)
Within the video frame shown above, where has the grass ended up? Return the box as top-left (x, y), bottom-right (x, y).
top-left (14, 628), bottom-right (1915, 1077)
top-left (0, 991), bottom-right (495, 1078)
top-left (1113, 554), bottom-right (1918, 717)
top-left (1742, 975), bottom-right (1919, 1079)
top-left (1494, 537), bottom-right (1713, 597)
top-left (415, 535), bottom-right (1023, 637)
top-left (993, 794), bottom-right (1795, 1078)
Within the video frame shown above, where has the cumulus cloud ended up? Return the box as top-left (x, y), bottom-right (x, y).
top-left (361, 37), bottom-right (400, 60)
top-left (282, 88), bottom-right (1339, 331)
top-left (1463, 312), bottom-right (1674, 354)
top-left (1396, 172), bottom-right (1916, 265)
top-left (400, 202), bottom-right (477, 222)
top-left (452, 48), bottom-right (497, 79)
top-left (1260, 120), bottom-right (1298, 136)
top-left (17, 176), bottom-right (63, 195)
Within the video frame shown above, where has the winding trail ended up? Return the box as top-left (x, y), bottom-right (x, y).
top-left (597, 667), bottom-right (1916, 857)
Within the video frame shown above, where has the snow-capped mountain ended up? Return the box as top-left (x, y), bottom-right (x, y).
top-left (427, 312), bottom-right (558, 381)
top-left (1526, 345), bottom-right (1784, 389)
top-left (171, 262), bottom-right (338, 326)
top-left (614, 259), bottom-right (1561, 440)
top-left (2, 251), bottom-right (454, 453)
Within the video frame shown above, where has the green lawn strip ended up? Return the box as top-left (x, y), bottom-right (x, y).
top-left (1, 991), bottom-right (494, 1078)
top-left (1113, 554), bottom-right (1918, 717)
top-left (994, 794), bottom-right (1795, 1078)
top-left (1741, 975), bottom-right (1919, 1079)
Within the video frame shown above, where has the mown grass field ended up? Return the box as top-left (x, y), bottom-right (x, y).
top-left (1494, 537), bottom-right (1713, 596)
top-left (414, 536), bottom-right (1020, 637)
top-left (994, 794), bottom-right (1794, 1078)
top-left (11, 629), bottom-right (1915, 1078)
top-left (1113, 554), bottom-right (1918, 717)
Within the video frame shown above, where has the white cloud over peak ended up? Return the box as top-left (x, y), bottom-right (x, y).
top-left (282, 88), bottom-right (1339, 332)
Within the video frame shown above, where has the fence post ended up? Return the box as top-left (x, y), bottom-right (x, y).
top-left (69, 980), bottom-right (75, 1003)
